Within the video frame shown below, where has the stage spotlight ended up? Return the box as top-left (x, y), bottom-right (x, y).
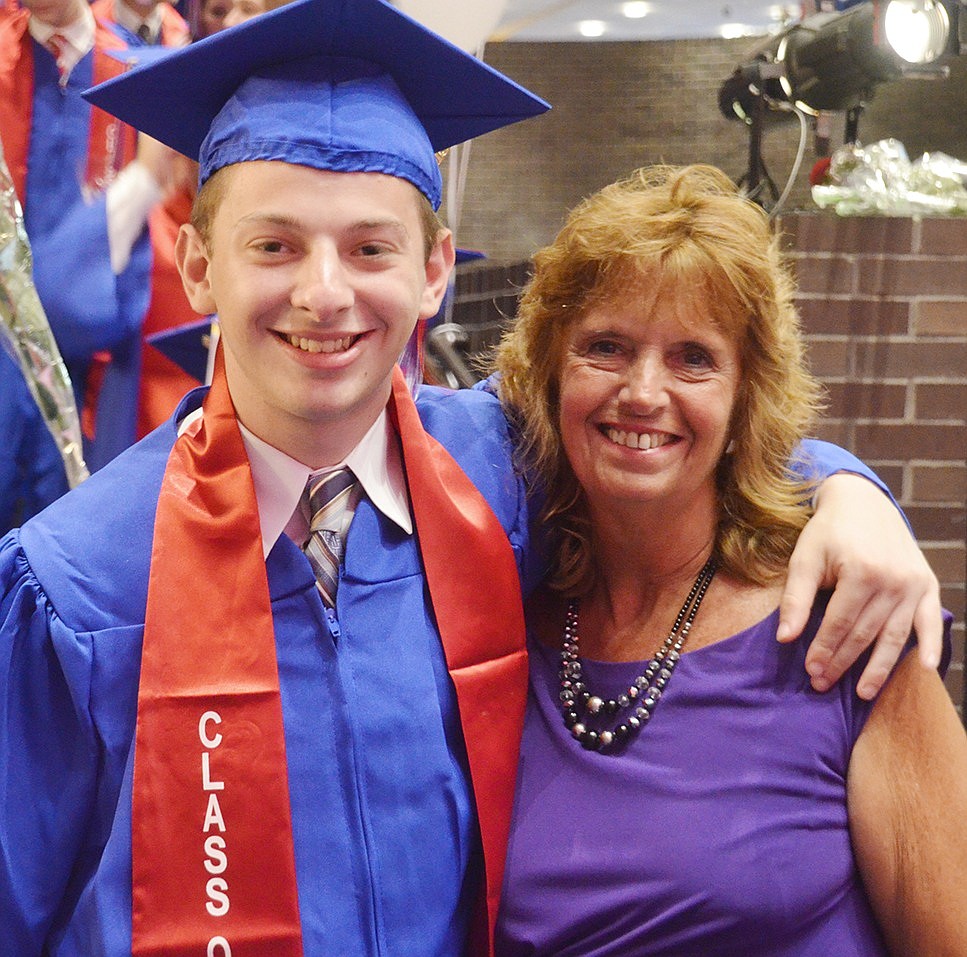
top-left (776, 0), bottom-right (949, 113)
top-left (718, 0), bottom-right (959, 210)
top-left (720, 0), bottom-right (951, 123)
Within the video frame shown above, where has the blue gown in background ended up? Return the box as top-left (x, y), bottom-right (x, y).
top-left (20, 39), bottom-right (151, 471)
top-left (0, 348), bottom-right (68, 533)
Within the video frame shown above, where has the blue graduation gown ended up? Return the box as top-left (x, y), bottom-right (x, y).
top-left (0, 25), bottom-right (151, 472)
top-left (0, 377), bottom-right (891, 956)
top-left (0, 349), bottom-right (69, 533)
top-left (0, 383), bottom-right (533, 957)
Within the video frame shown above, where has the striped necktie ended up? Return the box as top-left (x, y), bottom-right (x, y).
top-left (302, 467), bottom-right (360, 608)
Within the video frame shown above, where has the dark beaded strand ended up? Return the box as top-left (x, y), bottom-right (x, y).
top-left (559, 559), bottom-right (717, 753)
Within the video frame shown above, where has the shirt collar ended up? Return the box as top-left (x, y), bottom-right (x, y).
top-left (179, 406), bottom-right (413, 558)
top-left (28, 4), bottom-right (95, 60)
top-left (111, 0), bottom-right (164, 43)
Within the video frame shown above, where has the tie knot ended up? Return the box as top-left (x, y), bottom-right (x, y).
top-left (306, 467), bottom-right (357, 531)
top-left (136, 22), bottom-right (153, 43)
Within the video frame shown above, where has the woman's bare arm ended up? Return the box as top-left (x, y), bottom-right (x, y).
top-left (848, 654), bottom-right (967, 956)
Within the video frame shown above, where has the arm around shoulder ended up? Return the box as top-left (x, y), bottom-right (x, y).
top-left (782, 442), bottom-right (942, 699)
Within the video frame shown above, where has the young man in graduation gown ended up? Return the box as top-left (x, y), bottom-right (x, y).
top-left (0, 0), bottom-right (171, 470)
top-left (91, 0), bottom-right (189, 47)
top-left (0, 1), bottom-right (944, 955)
top-left (84, 0), bottom-right (192, 442)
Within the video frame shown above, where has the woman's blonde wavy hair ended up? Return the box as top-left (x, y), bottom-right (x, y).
top-left (496, 164), bottom-right (825, 594)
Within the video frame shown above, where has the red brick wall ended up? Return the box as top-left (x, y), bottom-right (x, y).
top-left (778, 213), bottom-right (966, 709)
top-left (451, 212), bottom-right (967, 713)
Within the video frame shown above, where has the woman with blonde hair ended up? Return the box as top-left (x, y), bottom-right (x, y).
top-left (494, 164), bottom-right (967, 955)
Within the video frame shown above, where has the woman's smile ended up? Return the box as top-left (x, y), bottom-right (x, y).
top-left (601, 426), bottom-right (677, 451)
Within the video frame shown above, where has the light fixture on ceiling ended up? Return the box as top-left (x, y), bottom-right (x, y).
top-left (719, 22), bottom-right (761, 39)
top-left (578, 19), bottom-right (607, 38)
top-left (621, 1), bottom-right (651, 18)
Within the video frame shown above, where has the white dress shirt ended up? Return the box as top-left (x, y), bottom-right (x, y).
top-left (109, 0), bottom-right (164, 45)
top-left (27, 5), bottom-right (95, 77)
top-left (180, 407), bottom-right (412, 558)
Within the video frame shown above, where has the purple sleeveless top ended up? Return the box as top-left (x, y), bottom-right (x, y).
top-left (496, 608), bottom-right (891, 956)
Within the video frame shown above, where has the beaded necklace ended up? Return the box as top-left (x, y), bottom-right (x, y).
top-left (559, 558), bottom-right (717, 753)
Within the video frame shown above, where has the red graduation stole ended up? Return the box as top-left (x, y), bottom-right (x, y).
top-left (134, 357), bottom-right (527, 957)
top-left (389, 366), bottom-right (528, 957)
top-left (136, 185), bottom-right (203, 439)
top-left (0, 10), bottom-right (138, 206)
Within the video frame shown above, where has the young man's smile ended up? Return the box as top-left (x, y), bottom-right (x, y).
top-left (277, 332), bottom-right (360, 355)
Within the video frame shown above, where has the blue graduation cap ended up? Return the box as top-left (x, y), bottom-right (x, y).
top-left (147, 319), bottom-right (216, 384)
top-left (83, 0), bottom-right (549, 208)
top-left (455, 249), bottom-right (486, 265)
top-left (103, 45), bottom-right (176, 68)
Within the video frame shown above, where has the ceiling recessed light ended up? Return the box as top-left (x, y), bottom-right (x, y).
top-left (578, 19), bottom-right (607, 37)
top-left (719, 22), bottom-right (758, 39)
top-left (621, 1), bottom-right (651, 18)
